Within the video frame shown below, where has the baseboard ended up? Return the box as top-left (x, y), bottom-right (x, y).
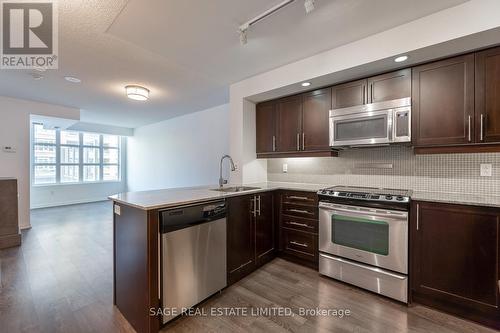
top-left (30, 198), bottom-right (110, 210)
top-left (0, 233), bottom-right (21, 249)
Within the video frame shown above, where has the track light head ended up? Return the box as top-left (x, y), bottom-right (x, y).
top-left (239, 29), bottom-right (248, 45)
top-left (304, 0), bottom-right (315, 13)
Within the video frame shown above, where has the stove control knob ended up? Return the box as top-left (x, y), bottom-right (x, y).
top-left (321, 190), bottom-right (327, 194)
top-left (396, 196), bottom-right (404, 201)
top-left (385, 195), bottom-right (393, 201)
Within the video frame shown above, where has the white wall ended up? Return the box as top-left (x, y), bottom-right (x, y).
top-left (229, 0), bottom-right (500, 184)
top-left (0, 96), bottom-right (80, 229)
top-left (127, 104), bottom-right (230, 192)
top-left (30, 138), bottom-right (127, 209)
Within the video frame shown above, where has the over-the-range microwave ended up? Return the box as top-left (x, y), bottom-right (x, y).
top-left (329, 97), bottom-right (411, 148)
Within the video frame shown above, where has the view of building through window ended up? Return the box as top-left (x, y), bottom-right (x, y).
top-left (32, 124), bottom-right (121, 185)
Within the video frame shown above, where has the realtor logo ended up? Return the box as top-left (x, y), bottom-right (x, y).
top-left (1, 0), bottom-right (58, 69)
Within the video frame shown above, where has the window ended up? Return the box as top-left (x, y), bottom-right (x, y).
top-left (32, 124), bottom-right (122, 185)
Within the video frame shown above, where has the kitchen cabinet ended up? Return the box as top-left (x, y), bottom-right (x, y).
top-left (227, 192), bottom-right (275, 285)
top-left (412, 54), bottom-right (475, 147)
top-left (302, 88), bottom-right (331, 151)
top-left (0, 178), bottom-right (21, 249)
top-left (256, 101), bottom-right (277, 154)
top-left (276, 95), bottom-right (303, 152)
top-left (475, 46), bottom-right (500, 143)
top-left (331, 79), bottom-right (367, 109)
top-left (367, 68), bottom-right (411, 103)
top-left (411, 201), bottom-right (500, 329)
top-left (278, 191), bottom-right (319, 269)
top-left (255, 191), bottom-right (275, 266)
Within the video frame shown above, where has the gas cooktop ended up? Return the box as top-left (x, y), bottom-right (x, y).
top-left (318, 185), bottom-right (412, 204)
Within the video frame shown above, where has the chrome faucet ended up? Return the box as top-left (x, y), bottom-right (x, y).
top-left (219, 155), bottom-right (236, 188)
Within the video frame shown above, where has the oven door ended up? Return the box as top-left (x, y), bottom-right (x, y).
top-left (319, 202), bottom-right (408, 274)
top-left (330, 110), bottom-right (393, 147)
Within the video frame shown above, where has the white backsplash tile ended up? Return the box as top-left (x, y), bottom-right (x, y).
top-left (267, 146), bottom-right (500, 195)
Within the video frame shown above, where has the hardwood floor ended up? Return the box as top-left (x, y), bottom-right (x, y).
top-left (1, 202), bottom-right (497, 333)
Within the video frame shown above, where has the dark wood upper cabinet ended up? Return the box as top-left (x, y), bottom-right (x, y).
top-left (227, 195), bottom-right (255, 284)
top-left (475, 46), bottom-right (500, 143)
top-left (412, 54), bottom-right (475, 147)
top-left (302, 89), bottom-right (331, 151)
top-left (411, 201), bottom-right (500, 329)
top-left (367, 68), bottom-right (411, 103)
top-left (255, 192), bottom-right (275, 266)
top-left (331, 79), bottom-right (367, 109)
top-left (276, 95), bottom-right (303, 152)
top-left (256, 101), bottom-right (277, 154)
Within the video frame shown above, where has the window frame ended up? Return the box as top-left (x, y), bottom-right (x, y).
top-left (31, 124), bottom-right (122, 186)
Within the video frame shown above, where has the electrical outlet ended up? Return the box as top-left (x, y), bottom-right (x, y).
top-left (114, 205), bottom-right (121, 215)
top-left (283, 163), bottom-right (288, 173)
top-left (480, 164), bottom-right (492, 177)
top-left (233, 163), bottom-right (239, 171)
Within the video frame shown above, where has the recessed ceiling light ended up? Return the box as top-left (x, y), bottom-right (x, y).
top-left (64, 76), bottom-right (81, 83)
top-left (301, 82), bottom-right (311, 87)
top-left (394, 55), bottom-right (409, 63)
top-left (125, 85), bottom-right (150, 101)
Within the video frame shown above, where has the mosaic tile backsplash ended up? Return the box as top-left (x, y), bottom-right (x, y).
top-left (267, 146), bottom-right (500, 196)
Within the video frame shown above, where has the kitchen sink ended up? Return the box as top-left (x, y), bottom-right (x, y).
top-left (211, 186), bottom-right (261, 193)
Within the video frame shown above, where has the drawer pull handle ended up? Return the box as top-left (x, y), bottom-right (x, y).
top-left (290, 241), bottom-right (308, 248)
top-left (287, 209), bottom-right (313, 215)
top-left (287, 196), bottom-right (311, 201)
top-left (288, 221), bottom-right (309, 227)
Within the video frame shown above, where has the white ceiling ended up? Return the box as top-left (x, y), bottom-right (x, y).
top-left (0, 0), bottom-right (468, 128)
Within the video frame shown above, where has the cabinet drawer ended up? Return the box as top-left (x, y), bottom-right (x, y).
top-left (282, 203), bottom-right (318, 219)
top-left (282, 191), bottom-right (318, 206)
top-left (282, 215), bottom-right (318, 233)
top-left (282, 228), bottom-right (318, 261)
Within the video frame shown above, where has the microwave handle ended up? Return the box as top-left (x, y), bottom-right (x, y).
top-left (388, 111), bottom-right (394, 141)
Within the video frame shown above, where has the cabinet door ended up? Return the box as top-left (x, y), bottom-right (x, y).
top-left (367, 68), bottom-right (411, 103)
top-left (411, 202), bottom-right (500, 327)
top-left (475, 47), bottom-right (500, 143)
top-left (331, 79), bottom-right (367, 109)
top-left (255, 192), bottom-right (275, 265)
top-left (412, 55), bottom-right (475, 146)
top-left (302, 89), bottom-right (331, 151)
top-left (256, 101), bottom-right (276, 153)
top-left (227, 195), bottom-right (255, 284)
top-left (276, 95), bottom-right (302, 152)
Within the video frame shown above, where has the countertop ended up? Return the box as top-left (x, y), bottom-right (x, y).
top-left (412, 191), bottom-right (500, 208)
top-left (109, 181), bottom-right (500, 210)
top-left (109, 181), bottom-right (329, 210)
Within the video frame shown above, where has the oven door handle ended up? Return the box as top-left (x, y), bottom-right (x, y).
top-left (319, 253), bottom-right (407, 280)
top-left (319, 203), bottom-right (408, 220)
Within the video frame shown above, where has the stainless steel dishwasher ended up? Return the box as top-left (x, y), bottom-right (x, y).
top-left (159, 200), bottom-right (227, 324)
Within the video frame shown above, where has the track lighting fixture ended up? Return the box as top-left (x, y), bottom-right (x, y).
top-left (304, 0), bottom-right (315, 14)
top-left (238, 0), bottom-right (318, 45)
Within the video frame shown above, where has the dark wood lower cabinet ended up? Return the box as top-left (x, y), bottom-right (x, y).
top-left (411, 201), bottom-right (500, 329)
top-left (227, 192), bottom-right (276, 285)
top-left (0, 178), bottom-right (21, 249)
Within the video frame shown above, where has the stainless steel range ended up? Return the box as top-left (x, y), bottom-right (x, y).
top-left (318, 186), bottom-right (411, 303)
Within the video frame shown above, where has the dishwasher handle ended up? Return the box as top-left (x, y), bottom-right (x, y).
top-left (159, 200), bottom-right (226, 233)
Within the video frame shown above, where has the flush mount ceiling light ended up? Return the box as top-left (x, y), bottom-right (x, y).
top-left (64, 76), bottom-right (81, 83)
top-left (394, 55), bottom-right (409, 63)
top-left (301, 82), bottom-right (311, 87)
top-left (238, 0), bottom-right (317, 45)
top-left (125, 85), bottom-right (150, 101)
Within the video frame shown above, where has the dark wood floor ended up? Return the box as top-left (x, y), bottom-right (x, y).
top-left (1, 202), bottom-right (497, 333)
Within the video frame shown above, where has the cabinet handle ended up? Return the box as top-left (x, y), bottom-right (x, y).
top-left (480, 114), bottom-right (485, 142)
top-left (416, 203), bottom-right (419, 231)
top-left (257, 195), bottom-right (261, 216)
top-left (468, 115), bottom-right (472, 142)
top-left (290, 241), bottom-right (308, 248)
top-left (287, 196), bottom-right (311, 201)
top-left (272, 135), bottom-right (276, 152)
top-left (287, 208), bottom-right (313, 215)
top-left (297, 133), bottom-right (300, 151)
top-left (251, 197), bottom-right (256, 217)
top-left (287, 221), bottom-right (309, 228)
top-left (362, 86), bottom-right (366, 104)
top-left (302, 133), bottom-right (305, 151)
